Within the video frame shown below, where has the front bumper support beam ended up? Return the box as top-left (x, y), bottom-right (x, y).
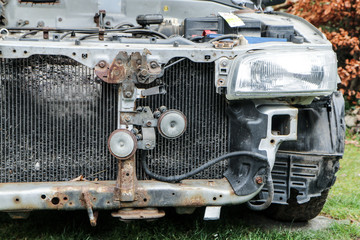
top-left (0, 179), bottom-right (260, 211)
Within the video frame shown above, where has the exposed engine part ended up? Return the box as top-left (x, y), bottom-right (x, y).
top-left (157, 19), bottom-right (183, 37)
top-left (136, 14), bottom-right (164, 27)
top-left (157, 110), bottom-right (187, 139)
top-left (108, 129), bottom-right (137, 160)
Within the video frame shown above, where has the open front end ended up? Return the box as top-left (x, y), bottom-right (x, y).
top-left (0, 0), bottom-right (345, 225)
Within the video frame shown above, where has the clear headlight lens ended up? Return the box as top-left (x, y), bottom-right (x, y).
top-left (227, 50), bottom-right (338, 99)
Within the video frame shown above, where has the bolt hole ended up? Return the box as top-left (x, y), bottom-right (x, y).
top-left (270, 139), bottom-right (275, 144)
top-left (63, 197), bottom-right (68, 201)
top-left (51, 197), bottom-right (60, 205)
top-left (72, 52), bottom-right (76, 56)
top-left (15, 198), bottom-right (20, 202)
top-left (41, 194), bottom-right (46, 199)
top-left (107, 201), bottom-right (110, 204)
top-left (13, 49), bottom-right (16, 53)
top-left (69, 202), bottom-right (73, 205)
top-left (219, 195), bottom-right (223, 198)
top-left (213, 197), bottom-right (217, 201)
top-left (24, 50), bottom-right (28, 54)
top-left (172, 193), bottom-right (175, 196)
top-left (280, 197), bottom-right (283, 201)
top-left (143, 198), bottom-right (147, 202)
top-left (126, 173), bottom-right (130, 176)
top-left (93, 198), bottom-right (96, 201)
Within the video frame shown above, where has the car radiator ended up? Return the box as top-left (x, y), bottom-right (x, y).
top-left (0, 55), bottom-right (229, 183)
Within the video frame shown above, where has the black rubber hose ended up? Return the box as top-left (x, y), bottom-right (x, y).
top-left (141, 151), bottom-right (268, 182)
top-left (123, 29), bottom-right (168, 39)
top-left (246, 166), bottom-right (274, 211)
top-left (209, 34), bottom-right (240, 43)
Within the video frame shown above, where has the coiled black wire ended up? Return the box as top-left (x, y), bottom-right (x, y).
top-left (141, 151), bottom-right (268, 182)
top-left (141, 150), bottom-right (274, 210)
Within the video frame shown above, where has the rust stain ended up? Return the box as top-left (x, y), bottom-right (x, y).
top-left (182, 195), bottom-right (207, 207)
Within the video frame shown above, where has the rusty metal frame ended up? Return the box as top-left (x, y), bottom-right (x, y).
top-left (0, 179), bottom-right (261, 211)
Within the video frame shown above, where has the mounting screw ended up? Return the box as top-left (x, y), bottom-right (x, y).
top-left (153, 111), bottom-right (161, 118)
top-left (106, 21), bottom-right (111, 26)
top-left (136, 107), bottom-right (143, 112)
top-left (146, 121), bottom-right (152, 127)
top-left (116, 59), bottom-right (122, 65)
top-left (125, 91), bottom-right (132, 98)
top-left (136, 134), bottom-right (143, 140)
top-left (98, 61), bottom-right (106, 68)
top-left (136, 59), bottom-right (142, 65)
top-left (131, 128), bottom-right (139, 135)
top-left (124, 115), bottom-right (131, 122)
top-left (159, 106), bottom-right (167, 113)
top-left (145, 143), bottom-right (151, 149)
top-left (255, 177), bottom-right (263, 185)
top-left (150, 61), bottom-right (158, 69)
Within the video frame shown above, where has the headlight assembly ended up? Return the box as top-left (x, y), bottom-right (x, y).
top-left (226, 50), bottom-right (339, 99)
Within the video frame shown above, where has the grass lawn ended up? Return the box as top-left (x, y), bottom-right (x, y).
top-left (0, 144), bottom-right (359, 240)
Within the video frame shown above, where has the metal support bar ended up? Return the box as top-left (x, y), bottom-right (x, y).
top-left (0, 179), bottom-right (261, 211)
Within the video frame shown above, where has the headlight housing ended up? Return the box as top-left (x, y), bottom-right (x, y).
top-left (226, 49), bottom-right (338, 99)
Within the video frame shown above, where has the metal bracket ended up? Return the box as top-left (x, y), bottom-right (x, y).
top-left (81, 192), bottom-right (98, 227)
top-left (115, 156), bottom-right (137, 202)
top-left (258, 106), bottom-right (298, 168)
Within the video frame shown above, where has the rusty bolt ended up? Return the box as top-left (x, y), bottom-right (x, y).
top-left (114, 70), bottom-right (120, 76)
top-left (255, 177), bottom-right (263, 185)
top-left (146, 121), bottom-right (152, 127)
top-left (117, 59), bottom-right (122, 65)
top-left (124, 115), bottom-right (131, 122)
top-left (99, 61), bottom-right (106, 68)
top-left (140, 69), bottom-right (149, 76)
top-left (136, 59), bottom-right (142, 65)
top-left (106, 21), bottom-right (111, 26)
top-left (150, 61), bottom-right (158, 69)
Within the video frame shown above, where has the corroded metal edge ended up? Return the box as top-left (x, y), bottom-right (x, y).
top-left (0, 179), bottom-right (261, 211)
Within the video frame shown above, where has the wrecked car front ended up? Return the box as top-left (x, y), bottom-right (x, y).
top-left (0, 0), bottom-right (344, 224)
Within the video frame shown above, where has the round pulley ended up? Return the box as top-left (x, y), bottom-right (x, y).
top-left (108, 129), bottom-right (137, 160)
top-left (157, 110), bottom-right (187, 139)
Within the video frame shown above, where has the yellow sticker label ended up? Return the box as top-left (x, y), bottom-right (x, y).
top-left (218, 12), bottom-right (245, 28)
top-left (163, 5), bottom-right (169, 12)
